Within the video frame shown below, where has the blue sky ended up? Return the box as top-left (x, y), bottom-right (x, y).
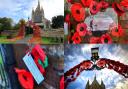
top-left (0, 0), bottom-right (64, 23)
top-left (65, 44), bottom-right (128, 89)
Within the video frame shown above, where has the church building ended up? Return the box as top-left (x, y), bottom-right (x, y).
top-left (85, 76), bottom-right (106, 89)
top-left (31, 0), bottom-right (51, 30)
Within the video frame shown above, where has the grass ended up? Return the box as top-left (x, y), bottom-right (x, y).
top-left (0, 36), bottom-right (63, 44)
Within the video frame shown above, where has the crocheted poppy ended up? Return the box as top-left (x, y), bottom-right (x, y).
top-left (81, 0), bottom-right (92, 7)
top-left (15, 68), bottom-right (34, 89)
top-left (76, 23), bottom-right (87, 36)
top-left (99, 1), bottom-right (109, 11)
top-left (90, 1), bottom-right (101, 15)
top-left (72, 32), bottom-right (81, 44)
top-left (71, 3), bottom-right (85, 22)
top-left (112, 3), bottom-right (125, 16)
top-left (100, 34), bottom-right (112, 44)
top-left (111, 25), bottom-right (124, 37)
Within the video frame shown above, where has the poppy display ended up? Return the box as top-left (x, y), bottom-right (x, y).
top-left (90, 1), bottom-right (101, 15)
top-left (71, 3), bottom-right (85, 22)
top-left (81, 0), bottom-right (92, 7)
top-left (100, 34), bottom-right (112, 44)
top-left (112, 3), bottom-right (125, 16)
top-left (76, 23), bottom-right (87, 36)
top-left (72, 32), bottom-right (82, 44)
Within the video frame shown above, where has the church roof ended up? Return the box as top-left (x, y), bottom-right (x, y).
top-left (86, 75), bottom-right (106, 89)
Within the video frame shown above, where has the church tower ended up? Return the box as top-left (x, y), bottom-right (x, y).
top-left (85, 76), bottom-right (106, 89)
top-left (31, 0), bottom-right (50, 30)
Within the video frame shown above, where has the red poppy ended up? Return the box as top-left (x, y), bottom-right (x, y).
top-left (81, 0), bottom-right (92, 7)
top-left (99, 1), bottom-right (109, 10)
top-left (90, 37), bottom-right (101, 44)
top-left (76, 23), bottom-right (87, 36)
top-left (15, 68), bottom-right (34, 89)
top-left (112, 3), bottom-right (125, 16)
top-left (90, 1), bottom-right (101, 15)
top-left (100, 34), bottom-right (112, 44)
top-left (111, 25), bottom-right (124, 37)
top-left (65, 14), bottom-right (70, 23)
top-left (72, 32), bottom-right (81, 44)
top-left (71, 3), bottom-right (85, 22)
top-left (96, 59), bottom-right (106, 68)
top-left (120, 0), bottom-right (128, 7)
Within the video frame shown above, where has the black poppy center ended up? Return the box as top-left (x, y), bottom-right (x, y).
top-left (76, 10), bottom-right (80, 14)
top-left (80, 27), bottom-right (84, 31)
top-left (76, 37), bottom-right (79, 40)
top-left (93, 5), bottom-right (97, 10)
top-left (104, 38), bottom-right (108, 43)
top-left (115, 28), bottom-right (118, 32)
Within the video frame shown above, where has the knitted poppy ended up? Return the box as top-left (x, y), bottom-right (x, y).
top-left (97, 59), bottom-right (106, 68)
top-left (100, 34), bottom-right (112, 44)
top-left (120, 0), bottom-right (128, 7)
top-left (90, 37), bottom-right (101, 44)
top-left (71, 3), bottom-right (85, 22)
top-left (72, 32), bottom-right (81, 44)
top-left (111, 25), bottom-right (124, 37)
top-left (90, 1), bottom-right (101, 15)
top-left (76, 23), bottom-right (87, 36)
top-left (15, 68), bottom-right (34, 89)
top-left (81, 0), bottom-right (92, 7)
top-left (82, 61), bottom-right (93, 70)
top-left (112, 3), bottom-right (125, 16)
top-left (99, 1), bottom-right (109, 11)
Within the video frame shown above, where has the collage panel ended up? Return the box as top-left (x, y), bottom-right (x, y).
top-left (64, 44), bottom-right (128, 89)
top-left (64, 0), bottom-right (128, 44)
top-left (0, 44), bottom-right (64, 89)
top-left (0, 0), bottom-right (64, 44)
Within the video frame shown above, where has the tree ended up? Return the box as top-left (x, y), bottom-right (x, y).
top-left (13, 19), bottom-right (26, 30)
top-left (52, 15), bottom-right (64, 29)
top-left (0, 17), bottom-right (13, 33)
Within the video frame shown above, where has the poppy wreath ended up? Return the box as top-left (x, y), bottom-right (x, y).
top-left (65, 0), bottom-right (128, 44)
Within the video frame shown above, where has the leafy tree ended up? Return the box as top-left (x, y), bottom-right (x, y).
top-left (52, 15), bottom-right (64, 29)
top-left (0, 17), bottom-right (13, 32)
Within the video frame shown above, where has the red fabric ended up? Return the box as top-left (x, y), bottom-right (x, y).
top-left (15, 68), bottom-right (34, 89)
top-left (71, 3), bottom-right (85, 22)
top-left (112, 3), bottom-right (125, 16)
top-left (90, 1), bottom-right (101, 15)
top-left (60, 76), bottom-right (64, 89)
top-left (81, 0), bottom-right (92, 7)
top-left (72, 32), bottom-right (81, 44)
top-left (76, 23), bottom-right (87, 36)
top-left (100, 34), bottom-right (112, 44)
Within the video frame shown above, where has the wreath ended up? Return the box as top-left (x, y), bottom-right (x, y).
top-left (65, 0), bottom-right (128, 44)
